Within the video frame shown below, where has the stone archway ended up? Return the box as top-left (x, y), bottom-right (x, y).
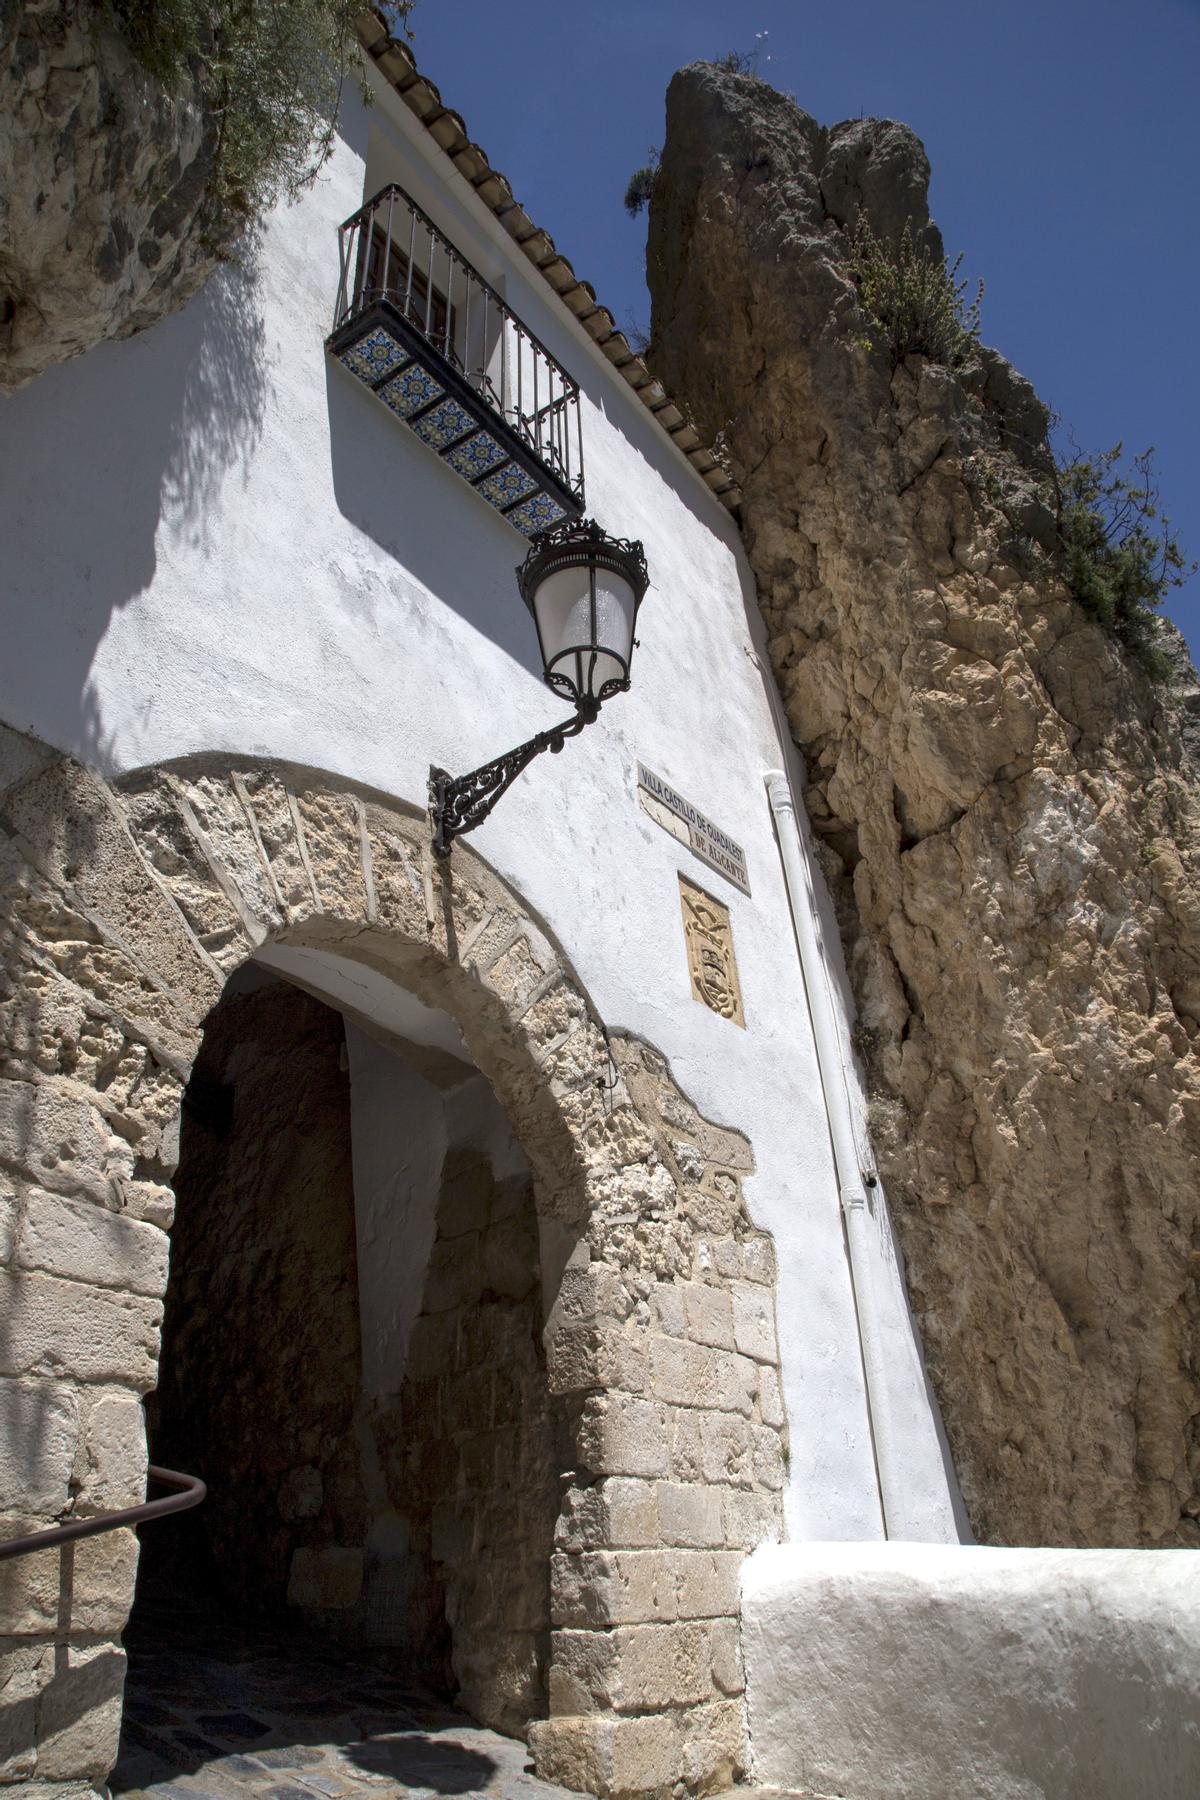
top-left (0, 731), bottom-right (786, 1800)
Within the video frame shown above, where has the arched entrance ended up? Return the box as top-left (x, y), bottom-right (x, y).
top-left (0, 738), bottom-right (786, 1798)
top-left (132, 953), bottom-right (566, 1742)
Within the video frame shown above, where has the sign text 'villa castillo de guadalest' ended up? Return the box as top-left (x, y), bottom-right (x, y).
top-left (636, 763), bottom-right (751, 896)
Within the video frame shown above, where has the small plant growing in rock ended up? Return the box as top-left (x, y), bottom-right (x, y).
top-left (713, 32), bottom-right (771, 76)
top-left (846, 218), bottom-right (983, 369)
top-left (1056, 443), bottom-right (1194, 680)
top-left (623, 145), bottom-right (660, 218)
top-left (624, 310), bottom-right (651, 355)
top-left (623, 168), bottom-right (655, 218)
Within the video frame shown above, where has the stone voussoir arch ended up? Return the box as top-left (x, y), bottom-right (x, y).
top-left (0, 734), bottom-right (786, 1800)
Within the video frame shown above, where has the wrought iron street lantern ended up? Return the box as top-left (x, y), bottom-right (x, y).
top-left (430, 518), bottom-right (650, 858)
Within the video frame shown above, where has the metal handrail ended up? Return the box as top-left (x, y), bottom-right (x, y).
top-left (0, 1465), bottom-right (206, 1561)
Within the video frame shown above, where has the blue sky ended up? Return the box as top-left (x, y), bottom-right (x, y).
top-left (403, 0), bottom-right (1200, 656)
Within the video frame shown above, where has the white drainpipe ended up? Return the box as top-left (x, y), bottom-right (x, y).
top-left (765, 766), bottom-right (903, 1539)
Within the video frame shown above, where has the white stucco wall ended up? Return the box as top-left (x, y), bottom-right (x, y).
top-left (742, 1542), bottom-right (1200, 1798)
top-left (342, 1013), bottom-right (532, 1398)
top-left (0, 59), bottom-right (962, 1542)
top-left (345, 1025), bottom-right (447, 1398)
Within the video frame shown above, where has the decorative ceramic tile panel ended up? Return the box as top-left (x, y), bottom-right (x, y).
top-left (477, 463), bottom-right (539, 511)
top-left (328, 299), bottom-right (583, 529)
top-left (380, 364), bottom-right (444, 419)
top-left (413, 397), bottom-right (476, 450)
top-left (339, 328), bottom-right (409, 384)
top-left (507, 493), bottom-right (569, 536)
top-left (444, 431), bottom-right (509, 482)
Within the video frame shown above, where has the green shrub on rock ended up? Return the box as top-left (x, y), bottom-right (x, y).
top-left (1056, 443), bottom-right (1194, 680)
top-left (846, 217), bottom-right (983, 369)
top-left (623, 166), bottom-right (656, 218)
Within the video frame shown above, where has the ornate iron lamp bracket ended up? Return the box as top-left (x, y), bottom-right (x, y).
top-left (429, 698), bottom-right (600, 859)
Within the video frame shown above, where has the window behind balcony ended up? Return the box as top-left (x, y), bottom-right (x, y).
top-left (360, 226), bottom-right (456, 351)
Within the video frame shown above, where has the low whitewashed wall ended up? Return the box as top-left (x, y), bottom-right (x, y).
top-left (741, 1542), bottom-right (1200, 1799)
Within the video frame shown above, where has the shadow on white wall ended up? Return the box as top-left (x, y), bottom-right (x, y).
top-left (0, 244), bottom-right (269, 769)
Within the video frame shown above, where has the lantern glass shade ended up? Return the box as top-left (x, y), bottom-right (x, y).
top-left (532, 564), bottom-right (637, 706)
top-left (517, 519), bottom-right (650, 712)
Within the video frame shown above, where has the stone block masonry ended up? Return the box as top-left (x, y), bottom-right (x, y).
top-left (0, 723), bottom-right (787, 1800)
top-left (531, 1037), bottom-right (786, 1796)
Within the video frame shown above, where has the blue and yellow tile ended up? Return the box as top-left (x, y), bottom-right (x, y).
top-left (444, 431), bottom-right (509, 481)
top-left (339, 328), bottom-right (409, 384)
top-left (507, 493), bottom-right (568, 536)
top-left (380, 364), bottom-right (444, 419)
top-left (413, 398), bottom-right (476, 450)
top-left (477, 463), bottom-right (539, 511)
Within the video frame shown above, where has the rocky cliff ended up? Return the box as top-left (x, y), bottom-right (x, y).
top-left (648, 65), bottom-right (1200, 1547)
top-left (0, 2), bottom-right (222, 392)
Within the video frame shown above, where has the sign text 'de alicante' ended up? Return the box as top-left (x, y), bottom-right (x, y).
top-left (636, 763), bottom-right (751, 897)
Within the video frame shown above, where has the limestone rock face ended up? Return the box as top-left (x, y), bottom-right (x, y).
top-left (648, 64), bottom-right (1200, 1547)
top-left (0, 1), bottom-right (222, 392)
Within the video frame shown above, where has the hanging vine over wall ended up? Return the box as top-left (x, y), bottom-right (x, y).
top-left (0, 2), bottom-right (412, 392)
top-left (101, 0), bottom-right (412, 246)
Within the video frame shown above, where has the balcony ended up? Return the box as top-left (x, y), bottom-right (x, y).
top-left (327, 184), bottom-right (585, 536)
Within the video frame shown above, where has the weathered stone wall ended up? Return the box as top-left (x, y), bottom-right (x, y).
top-left (0, 733), bottom-right (194, 1797)
top-left (646, 64), bottom-right (1200, 1548)
top-left (0, 724), bottom-right (786, 1799)
top-left (533, 1033), bottom-right (783, 1798)
top-left (142, 978), bottom-right (367, 1620)
top-left (0, 3), bottom-right (225, 394)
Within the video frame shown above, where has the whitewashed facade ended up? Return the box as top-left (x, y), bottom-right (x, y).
top-left (0, 30), bottom-right (982, 1800)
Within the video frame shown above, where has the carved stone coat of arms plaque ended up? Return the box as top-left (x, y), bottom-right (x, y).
top-left (678, 874), bottom-right (745, 1027)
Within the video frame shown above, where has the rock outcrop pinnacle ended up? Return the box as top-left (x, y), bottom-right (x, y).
top-left (648, 61), bottom-right (1200, 1547)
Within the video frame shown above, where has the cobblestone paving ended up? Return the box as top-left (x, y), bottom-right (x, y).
top-left (109, 1602), bottom-right (569, 1800)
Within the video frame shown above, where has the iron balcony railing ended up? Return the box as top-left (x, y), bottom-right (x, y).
top-left (330, 183), bottom-right (584, 531)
